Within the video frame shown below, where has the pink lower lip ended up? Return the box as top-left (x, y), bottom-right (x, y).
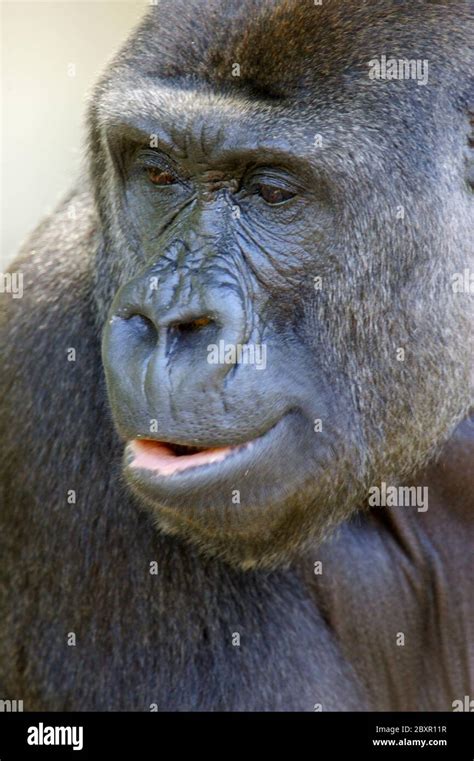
top-left (129, 439), bottom-right (235, 476)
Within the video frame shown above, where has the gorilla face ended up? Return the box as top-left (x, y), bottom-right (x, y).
top-left (99, 2), bottom-right (473, 568)
top-left (101, 102), bottom-right (354, 567)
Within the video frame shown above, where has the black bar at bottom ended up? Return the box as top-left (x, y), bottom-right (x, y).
top-left (0, 711), bottom-right (472, 759)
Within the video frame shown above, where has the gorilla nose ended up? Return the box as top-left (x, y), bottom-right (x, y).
top-left (102, 272), bottom-right (249, 426)
top-left (122, 307), bottom-right (221, 355)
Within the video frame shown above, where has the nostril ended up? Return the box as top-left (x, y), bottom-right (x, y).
top-left (126, 313), bottom-right (158, 343)
top-left (171, 315), bottom-right (214, 334)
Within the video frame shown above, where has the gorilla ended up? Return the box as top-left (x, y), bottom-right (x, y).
top-left (0, 0), bottom-right (473, 712)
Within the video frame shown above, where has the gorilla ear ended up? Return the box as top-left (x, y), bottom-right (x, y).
top-left (466, 106), bottom-right (474, 190)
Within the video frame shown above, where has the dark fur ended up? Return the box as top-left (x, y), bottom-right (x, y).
top-left (0, 0), bottom-right (473, 710)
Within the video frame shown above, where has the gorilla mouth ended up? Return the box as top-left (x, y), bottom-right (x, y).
top-left (129, 438), bottom-right (245, 476)
top-left (123, 412), bottom-right (310, 509)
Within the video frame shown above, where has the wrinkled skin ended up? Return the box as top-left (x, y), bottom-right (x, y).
top-left (0, 0), bottom-right (473, 710)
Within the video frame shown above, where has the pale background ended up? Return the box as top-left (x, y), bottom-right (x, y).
top-left (1, 0), bottom-right (148, 269)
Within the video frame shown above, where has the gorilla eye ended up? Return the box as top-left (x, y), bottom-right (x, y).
top-left (146, 167), bottom-right (177, 186)
top-left (255, 183), bottom-right (295, 205)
